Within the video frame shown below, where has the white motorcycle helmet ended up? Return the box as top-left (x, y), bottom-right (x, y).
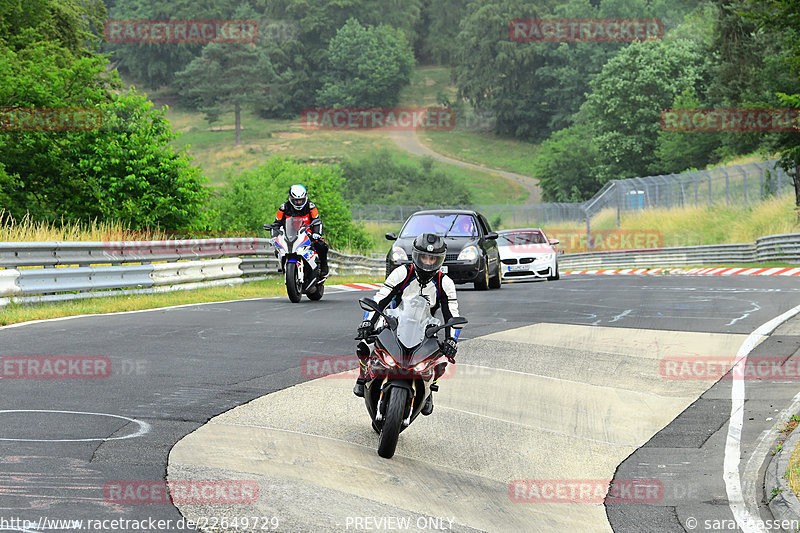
top-left (288, 184), bottom-right (308, 210)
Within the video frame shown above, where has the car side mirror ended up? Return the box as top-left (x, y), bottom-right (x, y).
top-left (549, 239), bottom-right (560, 245)
top-left (485, 232), bottom-right (498, 240)
top-left (385, 233), bottom-right (397, 241)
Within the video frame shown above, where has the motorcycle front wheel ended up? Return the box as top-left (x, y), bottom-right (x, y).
top-left (377, 387), bottom-right (407, 459)
top-left (285, 261), bottom-right (302, 303)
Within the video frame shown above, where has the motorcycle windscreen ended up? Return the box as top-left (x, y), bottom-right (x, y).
top-left (393, 295), bottom-right (438, 349)
top-left (284, 217), bottom-right (306, 242)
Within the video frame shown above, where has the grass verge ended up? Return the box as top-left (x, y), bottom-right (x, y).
top-left (417, 129), bottom-right (540, 178)
top-left (0, 276), bottom-right (383, 327)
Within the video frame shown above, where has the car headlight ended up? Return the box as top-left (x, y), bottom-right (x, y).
top-left (390, 246), bottom-right (406, 262)
top-left (457, 245), bottom-right (478, 262)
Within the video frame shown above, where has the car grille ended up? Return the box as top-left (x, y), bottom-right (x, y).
top-left (501, 258), bottom-right (518, 265)
top-left (519, 257), bottom-right (535, 264)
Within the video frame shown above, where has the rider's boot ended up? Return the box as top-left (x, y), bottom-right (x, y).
top-left (313, 239), bottom-right (329, 277)
top-left (353, 341), bottom-right (369, 397)
top-left (421, 383), bottom-right (438, 416)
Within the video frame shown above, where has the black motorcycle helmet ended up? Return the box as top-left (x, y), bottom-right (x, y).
top-left (411, 233), bottom-right (446, 284)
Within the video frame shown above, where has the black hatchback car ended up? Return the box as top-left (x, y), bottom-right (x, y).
top-left (385, 209), bottom-right (501, 290)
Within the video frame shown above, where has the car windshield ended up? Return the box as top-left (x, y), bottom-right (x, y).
top-left (399, 214), bottom-right (478, 238)
top-left (498, 231), bottom-right (546, 246)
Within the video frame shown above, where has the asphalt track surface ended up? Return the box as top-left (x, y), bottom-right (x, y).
top-left (1, 275), bottom-right (799, 532)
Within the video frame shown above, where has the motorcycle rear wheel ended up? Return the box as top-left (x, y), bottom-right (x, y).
top-left (285, 262), bottom-right (302, 303)
top-left (377, 387), bottom-right (407, 459)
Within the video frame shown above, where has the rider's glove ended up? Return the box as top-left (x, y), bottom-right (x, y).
top-left (439, 337), bottom-right (457, 360)
top-left (263, 223), bottom-right (272, 231)
top-left (311, 233), bottom-right (321, 241)
top-left (356, 320), bottom-right (374, 340)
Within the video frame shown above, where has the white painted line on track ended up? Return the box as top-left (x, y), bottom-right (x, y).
top-left (0, 297), bottom-right (277, 331)
top-left (0, 282), bottom-right (372, 331)
top-left (724, 303), bottom-right (800, 533)
top-left (0, 410), bottom-right (151, 442)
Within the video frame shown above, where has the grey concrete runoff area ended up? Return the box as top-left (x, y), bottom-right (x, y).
top-left (2, 275), bottom-right (800, 532)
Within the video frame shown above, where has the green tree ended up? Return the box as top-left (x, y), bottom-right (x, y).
top-left (0, 6), bottom-right (206, 229)
top-left (176, 41), bottom-right (276, 145)
top-left (742, 0), bottom-right (800, 213)
top-left (340, 150), bottom-right (472, 205)
top-left (453, 0), bottom-right (682, 140)
top-left (650, 88), bottom-right (723, 175)
top-left (531, 124), bottom-right (600, 202)
top-left (316, 18), bottom-right (414, 107)
top-left (210, 157), bottom-right (371, 252)
top-left (418, 0), bottom-right (470, 65)
top-left (103, 0), bottom-right (234, 87)
top-left (1, 0), bottom-right (106, 54)
top-left (579, 39), bottom-right (711, 182)
top-left (175, 4), bottom-right (277, 145)
top-left (250, 0), bottom-right (422, 117)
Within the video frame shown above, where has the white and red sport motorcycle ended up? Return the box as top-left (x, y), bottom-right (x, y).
top-left (268, 217), bottom-right (325, 303)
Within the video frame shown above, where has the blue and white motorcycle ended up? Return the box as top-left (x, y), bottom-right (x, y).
top-left (268, 217), bottom-right (325, 303)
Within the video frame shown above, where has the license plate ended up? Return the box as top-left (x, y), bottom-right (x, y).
top-left (508, 264), bottom-right (529, 272)
top-left (440, 265), bottom-right (448, 273)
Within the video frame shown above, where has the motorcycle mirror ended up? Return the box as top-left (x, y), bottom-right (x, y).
top-left (358, 297), bottom-right (380, 312)
top-left (424, 316), bottom-right (468, 338)
top-left (449, 316), bottom-right (468, 327)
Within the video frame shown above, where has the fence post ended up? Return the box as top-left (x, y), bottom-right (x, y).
top-left (721, 167), bottom-right (730, 204)
top-left (736, 165), bottom-right (747, 206)
top-left (585, 208), bottom-right (591, 252)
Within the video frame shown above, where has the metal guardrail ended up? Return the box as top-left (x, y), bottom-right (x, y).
top-left (559, 233), bottom-right (800, 270)
top-left (1, 232), bottom-right (796, 305)
top-left (0, 238), bottom-right (385, 306)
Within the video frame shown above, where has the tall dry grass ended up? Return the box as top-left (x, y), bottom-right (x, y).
top-left (540, 195), bottom-right (799, 248)
top-left (0, 211), bottom-right (168, 242)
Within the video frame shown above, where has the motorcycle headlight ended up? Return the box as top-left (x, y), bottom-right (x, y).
top-left (413, 360), bottom-right (435, 373)
top-left (391, 246), bottom-right (407, 262)
top-left (376, 349), bottom-right (398, 368)
top-left (458, 245), bottom-right (478, 262)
